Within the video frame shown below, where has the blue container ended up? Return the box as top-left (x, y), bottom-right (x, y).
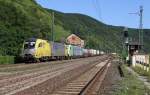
top-left (50, 42), bottom-right (65, 57)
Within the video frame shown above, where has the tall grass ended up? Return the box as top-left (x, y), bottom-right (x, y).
top-left (133, 66), bottom-right (150, 82)
top-left (114, 65), bottom-right (150, 95)
top-left (0, 56), bottom-right (14, 64)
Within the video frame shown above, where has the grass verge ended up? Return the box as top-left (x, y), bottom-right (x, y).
top-left (0, 56), bottom-right (14, 64)
top-left (114, 65), bottom-right (150, 95)
top-left (132, 66), bottom-right (150, 82)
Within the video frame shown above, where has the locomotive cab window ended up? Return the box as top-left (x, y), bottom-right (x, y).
top-left (24, 42), bottom-right (35, 49)
top-left (38, 42), bottom-right (45, 48)
top-left (38, 43), bottom-right (42, 48)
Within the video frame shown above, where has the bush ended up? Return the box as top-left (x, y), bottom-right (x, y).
top-left (0, 56), bottom-right (14, 64)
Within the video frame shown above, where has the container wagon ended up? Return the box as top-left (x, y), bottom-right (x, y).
top-left (73, 46), bottom-right (83, 58)
top-left (83, 49), bottom-right (89, 57)
top-left (66, 45), bottom-right (74, 59)
top-left (50, 42), bottom-right (65, 60)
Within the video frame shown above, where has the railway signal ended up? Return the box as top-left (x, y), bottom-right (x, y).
top-left (123, 27), bottom-right (129, 46)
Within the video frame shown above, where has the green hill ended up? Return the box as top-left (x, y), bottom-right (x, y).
top-left (0, 0), bottom-right (149, 56)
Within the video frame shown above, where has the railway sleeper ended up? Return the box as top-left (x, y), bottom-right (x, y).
top-left (51, 58), bottom-right (111, 95)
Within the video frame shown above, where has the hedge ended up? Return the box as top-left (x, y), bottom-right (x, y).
top-left (0, 56), bottom-right (14, 64)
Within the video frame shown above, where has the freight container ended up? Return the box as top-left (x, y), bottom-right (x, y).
top-left (66, 45), bottom-right (74, 57)
top-left (87, 49), bottom-right (92, 56)
top-left (50, 42), bottom-right (65, 57)
top-left (83, 49), bottom-right (88, 57)
top-left (87, 49), bottom-right (97, 56)
top-left (96, 50), bottom-right (100, 55)
top-left (81, 48), bottom-right (84, 57)
top-left (65, 45), bottom-right (68, 57)
top-left (89, 49), bottom-right (95, 56)
top-left (93, 49), bottom-right (97, 55)
top-left (100, 51), bottom-right (105, 55)
top-left (73, 46), bottom-right (83, 57)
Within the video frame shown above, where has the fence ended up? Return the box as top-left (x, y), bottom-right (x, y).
top-left (132, 54), bottom-right (149, 72)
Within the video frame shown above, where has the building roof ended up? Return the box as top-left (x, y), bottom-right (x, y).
top-left (66, 34), bottom-right (85, 47)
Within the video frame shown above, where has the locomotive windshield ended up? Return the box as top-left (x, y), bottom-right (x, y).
top-left (24, 42), bottom-right (35, 49)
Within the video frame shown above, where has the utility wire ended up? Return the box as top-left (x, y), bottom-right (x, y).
top-left (92, 0), bottom-right (111, 53)
top-left (93, 0), bottom-right (102, 21)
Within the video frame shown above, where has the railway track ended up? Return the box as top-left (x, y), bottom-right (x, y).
top-left (0, 58), bottom-right (93, 80)
top-left (0, 58), bottom-right (85, 73)
top-left (0, 56), bottom-right (108, 95)
top-left (51, 57), bottom-right (112, 95)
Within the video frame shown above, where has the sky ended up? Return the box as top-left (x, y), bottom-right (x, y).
top-left (36, 0), bottom-right (150, 29)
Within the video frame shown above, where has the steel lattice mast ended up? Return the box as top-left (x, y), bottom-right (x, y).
top-left (129, 5), bottom-right (144, 52)
top-left (139, 6), bottom-right (143, 52)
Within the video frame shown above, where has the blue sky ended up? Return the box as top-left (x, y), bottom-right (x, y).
top-left (36, 0), bottom-right (150, 29)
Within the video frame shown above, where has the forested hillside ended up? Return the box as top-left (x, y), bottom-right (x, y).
top-left (0, 0), bottom-right (149, 56)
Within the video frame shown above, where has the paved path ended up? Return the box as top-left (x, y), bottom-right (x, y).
top-left (126, 67), bottom-right (150, 89)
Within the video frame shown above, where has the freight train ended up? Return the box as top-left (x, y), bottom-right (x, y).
top-left (21, 38), bottom-right (100, 62)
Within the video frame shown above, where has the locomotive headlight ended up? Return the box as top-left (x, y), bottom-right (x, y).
top-left (29, 49), bottom-right (35, 55)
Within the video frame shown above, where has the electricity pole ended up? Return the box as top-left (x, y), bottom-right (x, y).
top-left (88, 29), bottom-right (90, 49)
top-left (51, 12), bottom-right (55, 42)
